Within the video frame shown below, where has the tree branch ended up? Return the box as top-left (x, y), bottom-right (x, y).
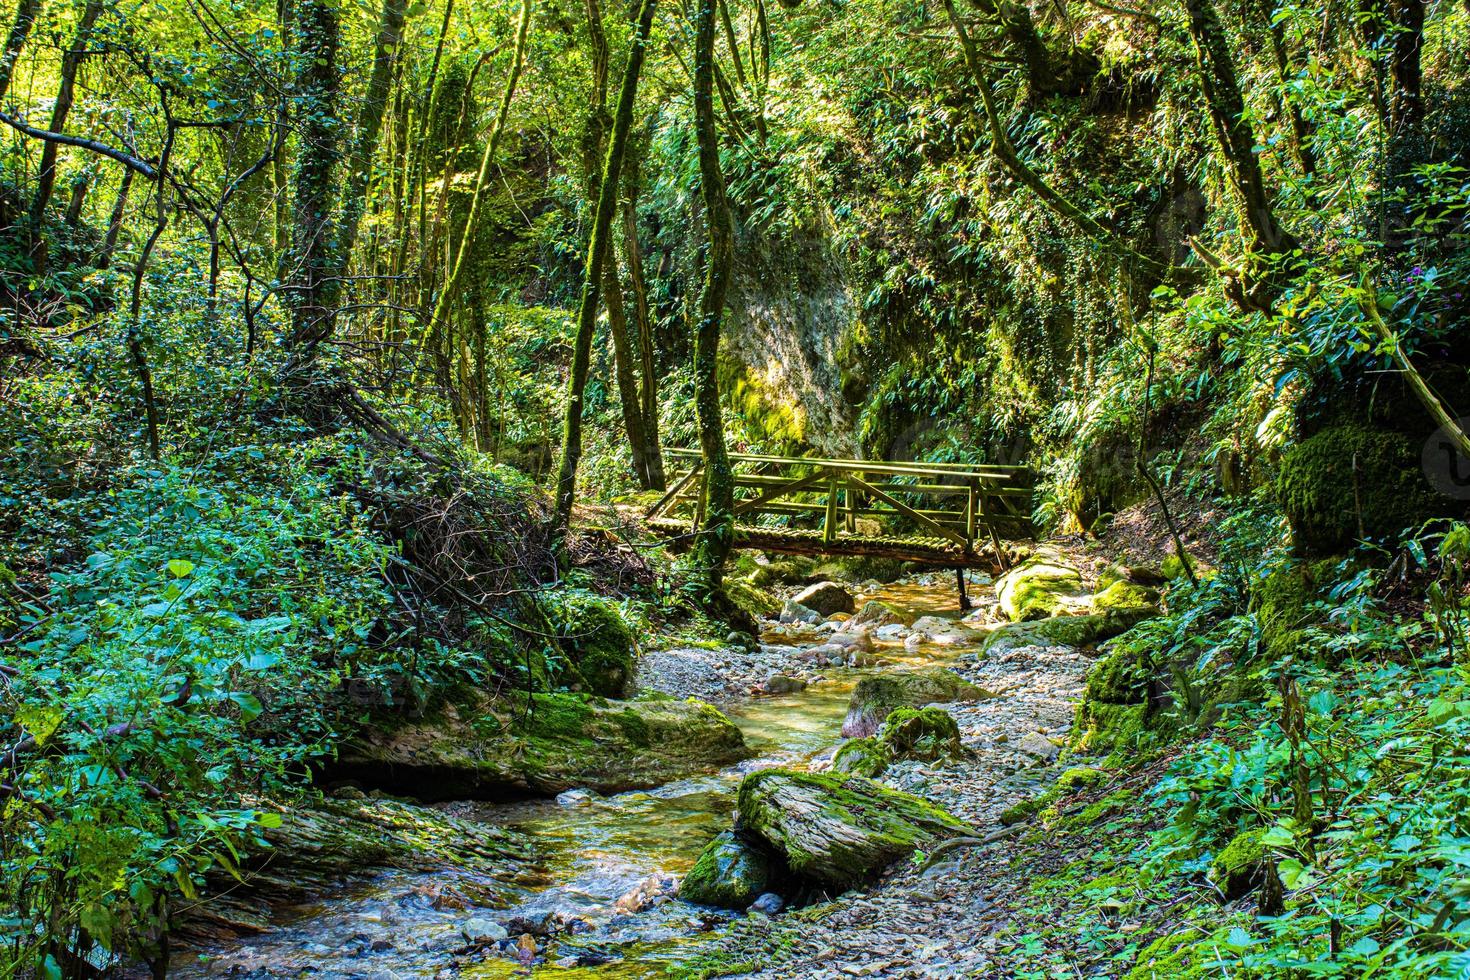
top-left (0, 109), bottom-right (157, 178)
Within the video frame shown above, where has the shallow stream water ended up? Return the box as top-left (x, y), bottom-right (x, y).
top-left (178, 578), bottom-right (982, 979)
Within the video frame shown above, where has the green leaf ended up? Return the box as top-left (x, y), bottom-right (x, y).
top-left (227, 691), bottom-right (263, 722)
top-left (167, 559), bottom-right (195, 578)
top-left (256, 811), bottom-right (284, 829)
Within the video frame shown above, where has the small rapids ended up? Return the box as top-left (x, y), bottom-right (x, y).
top-left (174, 578), bottom-right (985, 978)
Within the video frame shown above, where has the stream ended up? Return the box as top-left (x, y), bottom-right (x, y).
top-left (176, 578), bottom-right (985, 979)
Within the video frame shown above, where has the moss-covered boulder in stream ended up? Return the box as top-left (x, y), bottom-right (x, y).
top-left (996, 551), bottom-right (1087, 621)
top-left (877, 707), bottom-right (963, 761)
top-left (842, 668), bottom-right (989, 737)
top-left (337, 693), bottom-right (748, 799)
top-left (736, 769), bottom-right (975, 888)
top-left (679, 831), bottom-right (778, 909)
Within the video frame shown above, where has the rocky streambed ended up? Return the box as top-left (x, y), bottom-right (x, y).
top-left (168, 555), bottom-right (1146, 978)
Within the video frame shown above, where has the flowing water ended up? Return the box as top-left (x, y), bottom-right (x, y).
top-left (176, 578), bottom-right (982, 979)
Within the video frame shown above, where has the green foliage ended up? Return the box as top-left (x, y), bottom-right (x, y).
top-left (538, 587), bottom-right (638, 697)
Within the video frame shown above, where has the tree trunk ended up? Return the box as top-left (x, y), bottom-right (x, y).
top-left (336, 0), bottom-right (408, 265)
top-left (605, 257), bottom-right (654, 486)
top-left (285, 0), bottom-right (343, 354)
top-left (1182, 0), bottom-right (1294, 264)
top-left (28, 0), bottom-right (103, 228)
top-left (688, 0), bottom-right (736, 595)
top-left (0, 0), bottom-right (41, 104)
top-left (95, 167), bottom-right (132, 269)
top-left (621, 136), bottom-right (665, 489)
top-left (420, 0), bottom-right (532, 378)
top-left (551, 0), bottom-right (659, 530)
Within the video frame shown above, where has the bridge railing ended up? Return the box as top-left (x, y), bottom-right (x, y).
top-left (645, 449), bottom-right (1033, 554)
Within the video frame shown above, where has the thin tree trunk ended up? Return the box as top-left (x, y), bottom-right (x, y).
top-left (337, 0), bottom-right (408, 265)
top-left (96, 167), bottom-right (132, 269)
top-left (0, 0), bottom-right (41, 104)
top-left (419, 0), bottom-right (532, 378)
top-left (689, 0), bottom-right (735, 595)
top-left (551, 0), bottom-right (659, 530)
top-left (28, 0), bottom-right (103, 227)
top-left (621, 136), bottom-right (665, 488)
top-left (605, 258), bottom-right (653, 486)
top-left (63, 176), bottom-right (87, 226)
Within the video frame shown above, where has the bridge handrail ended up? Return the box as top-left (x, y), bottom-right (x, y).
top-left (662, 448), bottom-right (1030, 482)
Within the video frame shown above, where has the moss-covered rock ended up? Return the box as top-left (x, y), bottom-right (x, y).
top-left (982, 615), bottom-right (1110, 653)
top-left (850, 599), bottom-right (914, 629)
top-left (1251, 564), bottom-right (1317, 660)
top-left (1123, 926), bottom-right (1239, 979)
top-left (679, 831), bottom-right (778, 909)
top-left (1208, 828), bottom-right (1276, 900)
top-left (337, 693), bottom-right (748, 799)
top-left (831, 737), bottom-right (889, 777)
top-left (725, 575), bottom-right (781, 621)
top-left (1072, 701), bottom-right (1149, 757)
top-left (876, 707), bottom-right (963, 761)
top-left (1090, 580), bottom-right (1162, 632)
top-left (541, 591), bottom-right (637, 697)
top-left (1277, 424), bottom-right (1436, 555)
top-left (996, 551), bottom-right (1087, 621)
top-left (842, 668), bottom-right (988, 737)
top-left (808, 555), bottom-right (907, 584)
top-left (1084, 647), bottom-right (1149, 705)
top-left (736, 769), bottom-right (975, 887)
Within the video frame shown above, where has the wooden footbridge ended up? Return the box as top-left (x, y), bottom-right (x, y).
top-left (645, 449), bottom-right (1034, 575)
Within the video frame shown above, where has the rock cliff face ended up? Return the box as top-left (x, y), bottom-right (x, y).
top-left (727, 230), bottom-right (860, 455)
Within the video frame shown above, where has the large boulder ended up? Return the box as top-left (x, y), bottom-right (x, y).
top-left (877, 707), bottom-right (963, 761)
top-left (848, 600), bottom-right (914, 630)
top-left (995, 551), bottom-right (1087, 621)
top-left (1090, 580), bottom-right (1162, 632)
top-left (736, 770), bottom-right (975, 887)
top-left (792, 581), bottom-right (855, 617)
top-left (842, 668), bottom-right (988, 737)
top-left (780, 599), bottom-right (823, 625)
top-left (679, 831), bottom-right (777, 909)
top-left (337, 693), bottom-right (748, 799)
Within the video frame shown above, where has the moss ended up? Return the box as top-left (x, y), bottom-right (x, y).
top-left (999, 767), bottom-right (1111, 827)
top-left (842, 669), bottom-right (988, 737)
top-left (1276, 424), bottom-right (1435, 555)
top-left (1251, 564), bottom-right (1318, 661)
top-left (737, 769), bottom-right (973, 887)
top-left (679, 831), bottom-right (778, 909)
top-left (982, 615), bottom-right (1111, 653)
top-left (1161, 552), bottom-right (1213, 581)
top-left (1123, 926), bottom-right (1237, 979)
top-left (808, 555), bottom-right (907, 584)
top-left (1084, 647), bottom-right (1148, 705)
top-left (996, 551), bottom-right (1085, 621)
top-left (1090, 581), bottom-right (1162, 635)
top-left (1072, 701), bottom-right (1149, 757)
top-left (724, 575), bottom-right (780, 620)
top-left (1208, 828), bottom-right (1275, 900)
top-left (832, 737), bottom-right (888, 777)
top-left (540, 591), bottom-right (637, 697)
top-left (876, 707), bottom-right (963, 761)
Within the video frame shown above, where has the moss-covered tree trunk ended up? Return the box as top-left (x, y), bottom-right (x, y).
top-left (1182, 0), bottom-right (1293, 266)
top-left (335, 0), bottom-right (408, 266)
top-left (551, 0), bottom-right (660, 530)
top-left (285, 0), bottom-right (343, 355)
top-left (688, 0), bottom-right (735, 596)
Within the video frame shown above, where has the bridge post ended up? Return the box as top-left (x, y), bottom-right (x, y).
top-left (822, 470), bottom-right (839, 545)
top-left (956, 567), bottom-right (971, 611)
